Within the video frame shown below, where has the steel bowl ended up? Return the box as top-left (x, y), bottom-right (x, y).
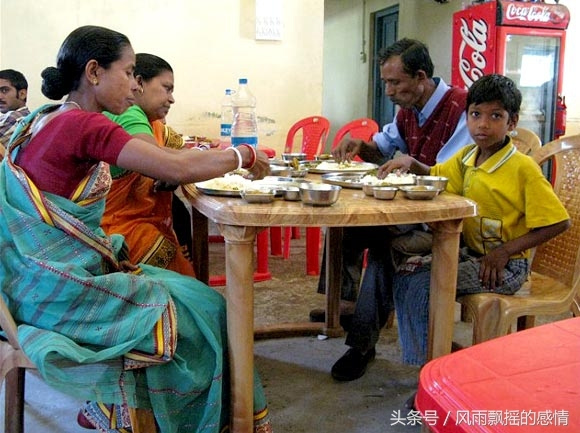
top-left (282, 152), bottom-right (307, 162)
top-left (282, 186), bottom-right (301, 201)
top-left (399, 185), bottom-right (441, 200)
top-left (416, 175), bottom-right (448, 191)
top-left (240, 187), bottom-right (276, 204)
top-left (299, 183), bottom-right (341, 206)
top-left (269, 165), bottom-right (308, 178)
top-left (362, 182), bottom-right (376, 196)
top-left (373, 186), bottom-right (398, 200)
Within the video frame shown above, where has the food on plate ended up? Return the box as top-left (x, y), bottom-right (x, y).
top-left (315, 161), bottom-right (356, 171)
top-left (197, 174), bottom-right (252, 191)
top-left (384, 171), bottom-right (416, 185)
top-left (360, 171), bottom-right (416, 186)
top-left (359, 174), bottom-right (391, 186)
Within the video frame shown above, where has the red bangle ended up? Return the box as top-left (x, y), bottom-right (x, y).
top-left (239, 144), bottom-right (257, 169)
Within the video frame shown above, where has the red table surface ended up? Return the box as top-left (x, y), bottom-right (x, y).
top-left (416, 317), bottom-right (580, 432)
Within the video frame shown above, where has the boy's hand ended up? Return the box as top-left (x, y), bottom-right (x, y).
top-left (377, 155), bottom-right (417, 178)
top-left (478, 247), bottom-right (510, 291)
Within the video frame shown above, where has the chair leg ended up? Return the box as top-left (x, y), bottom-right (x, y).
top-left (305, 227), bottom-right (321, 276)
top-left (5, 368), bottom-right (26, 433)
top-left (128, 407), bottom-right (158, 433)
top-left (517, 315), bottom-right (535, 331)
top-left (292, 227), bottom-right (301, 239)
top-left (283, 227), bottom-right (292, 259)
top-left (269, 227), bottom-right (283, 256)
top-left (256, 230), bottom-right (269, 275)
top-left (571, 294), bottom-right (580, 317)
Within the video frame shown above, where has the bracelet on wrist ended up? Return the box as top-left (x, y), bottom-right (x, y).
top-left (226, 146), bottom-right (243, 171)
top-left (239, 144), bottom-right (257, 169)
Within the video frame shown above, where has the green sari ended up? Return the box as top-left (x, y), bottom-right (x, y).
top-left (0, 106), bottom-right (270, 433)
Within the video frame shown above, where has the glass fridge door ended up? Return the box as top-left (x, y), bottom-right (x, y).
top-left (503, 33), bottom-right (561, 144)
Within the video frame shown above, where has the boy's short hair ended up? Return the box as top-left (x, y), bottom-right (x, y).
top-left (466, 74), bottom-right (521, 117)
top-left (0, 69), bottom-right (28, 91)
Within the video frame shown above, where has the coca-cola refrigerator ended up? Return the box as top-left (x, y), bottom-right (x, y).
top-left (452, 0), bottom-right (570, 144)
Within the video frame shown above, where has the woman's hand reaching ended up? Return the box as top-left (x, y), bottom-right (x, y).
top-left (247, 150), bottom-right (271, 180)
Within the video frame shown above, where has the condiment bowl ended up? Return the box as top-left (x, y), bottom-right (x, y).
top-left (282, 152), bottom-right (307, 162)
top-left (362, 183), bottom-right (376, 196)
top-left (240, 187), bottom-right (276, 204)
top-left (399, 185), bottom-right (441, 200)
top-left (299, 183), bottom-right (341, 206)
top-left (270, 165), bottom-right (308, 178)
top-left (416, 175), bottom-right (448, 191)
top-left (373, 186), bottom-right (398, 200)
top-left (282, 186), bottom-right (301, 201)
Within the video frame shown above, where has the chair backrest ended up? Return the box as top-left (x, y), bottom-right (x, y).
top-left (331, 118), bottom-right (379, 150)
top-left (284, 116), bottom-right (330, 159)
top-left (530, 134), bottom-right (580, 288)
top-left (512, 127), bottom-right (542, 156)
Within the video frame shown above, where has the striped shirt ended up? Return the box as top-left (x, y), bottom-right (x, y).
top-left (0, 105), bottom-right (30, 148)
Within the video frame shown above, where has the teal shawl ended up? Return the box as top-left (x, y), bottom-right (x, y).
top-left (0, 105), bottom-right (268, 432)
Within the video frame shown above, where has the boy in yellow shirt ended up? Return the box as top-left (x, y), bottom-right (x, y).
top-left (379, 74), bottom-right (570, 366)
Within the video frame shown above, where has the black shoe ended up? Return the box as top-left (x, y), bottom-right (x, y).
top-left (405, 391), bottom-right (417, 411)
top-left (331, 347), bottom-right (376, 381)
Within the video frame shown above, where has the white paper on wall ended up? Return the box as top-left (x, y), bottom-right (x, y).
top-left (256, 0), bottom-right (283, 41)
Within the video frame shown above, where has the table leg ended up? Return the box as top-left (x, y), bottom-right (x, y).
top-left (324, 227), bottom-right (344, 337)
top-left (427, 219), bottom-right (463, 360)
top-left (219, 224), bottom-right (259, 433)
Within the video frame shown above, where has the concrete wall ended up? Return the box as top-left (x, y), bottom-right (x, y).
top-left (1, 0), bottom-right (577, 154)
top-left (0, 0), bottom-right (325, 153)
top-left (323, 0), bottom-right (580, 145)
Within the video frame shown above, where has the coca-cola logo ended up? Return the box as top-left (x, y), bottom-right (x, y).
top-left (458, 18), bottom-right (488, 89)
top-left (505, 3), bottom-right (551, 23)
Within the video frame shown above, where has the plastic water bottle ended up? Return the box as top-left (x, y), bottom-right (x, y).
top-left (231, 78), bottom-right (258, 148)
top-left (220, 89), bottom-right (233, 148)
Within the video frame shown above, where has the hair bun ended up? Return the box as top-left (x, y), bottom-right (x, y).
top-left (41, 66), bottom-right (71, 100)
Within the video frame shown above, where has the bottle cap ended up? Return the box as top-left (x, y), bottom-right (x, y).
top-left (239, 78), bottom-right (248, 84)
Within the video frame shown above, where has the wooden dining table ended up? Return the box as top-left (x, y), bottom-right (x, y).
top-left (182, 177), bottom-right (477, 433)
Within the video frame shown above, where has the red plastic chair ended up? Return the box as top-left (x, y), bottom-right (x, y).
top-left (270, 116), bottom-right (330, 275)
top-left (332, 118), bottom-right (379, 268)
top-left (331, 117), bottom-right (379, 161)
top-left (284, 116), bottom-right (330, 159)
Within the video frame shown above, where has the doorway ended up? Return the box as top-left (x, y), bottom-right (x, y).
top-left (372, 5), bottom-right (398, 128)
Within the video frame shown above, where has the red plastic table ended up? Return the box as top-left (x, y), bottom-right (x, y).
top-left (416, 317), bottom-right (580, 432)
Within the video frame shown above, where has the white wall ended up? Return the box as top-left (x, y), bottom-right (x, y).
top-left (2, 0), bottom-right (577, 153)
top-left (0, 0), bottom-right (325, 154)
top-left (323, 0), bottom-right (580, 143)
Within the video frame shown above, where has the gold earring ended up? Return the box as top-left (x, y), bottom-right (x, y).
top-left (138, 86), bottom-right (144, 94)
top-left (93, 79), bottom-right (99, 85)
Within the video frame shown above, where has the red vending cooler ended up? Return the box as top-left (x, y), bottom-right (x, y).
top-left (452, 0), bottom-right (570, 143)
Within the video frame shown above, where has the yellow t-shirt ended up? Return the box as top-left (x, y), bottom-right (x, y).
top-left (430, 140), bottom-right (569, 259)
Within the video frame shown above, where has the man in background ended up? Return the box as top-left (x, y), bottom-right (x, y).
top-left (316, 39), bottom-right (472, 383)
top-left (0, 69), bottom-right (30, 153)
